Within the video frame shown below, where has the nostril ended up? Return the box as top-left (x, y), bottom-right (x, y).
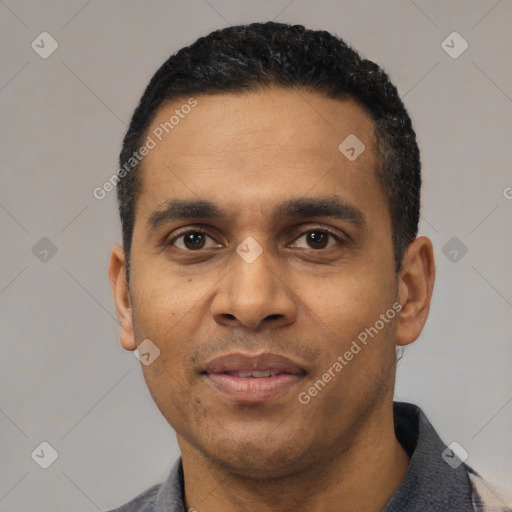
top-left (264, 314), bottom-right (282, 322)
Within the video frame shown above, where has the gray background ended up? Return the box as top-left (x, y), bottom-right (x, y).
top-left (1, 1), bottom-right (511, 510)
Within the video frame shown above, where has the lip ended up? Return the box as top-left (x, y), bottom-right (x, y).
top-left (202, 352), bottom-right (307, 403)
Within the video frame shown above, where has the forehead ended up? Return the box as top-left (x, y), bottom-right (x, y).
top-left (136, 88), bottom-right (385, 224)
top-left (148, 88), bottom-right (374, 161)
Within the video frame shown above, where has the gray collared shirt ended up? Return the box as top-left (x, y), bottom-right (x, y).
top-left (107, 402), bottom-right (511, 511)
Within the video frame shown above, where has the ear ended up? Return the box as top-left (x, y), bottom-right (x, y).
top-left (108, 244), bottom-right (136, 351)
top-left (395, 236), bottom-right (435, 347)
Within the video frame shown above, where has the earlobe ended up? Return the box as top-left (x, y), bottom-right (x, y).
top-left (108, 245), bottom-right (137, 351)
top-left (395, 236), bottom-right (435, 347)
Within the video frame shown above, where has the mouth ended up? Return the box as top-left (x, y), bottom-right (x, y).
top-left (201, 352), bottom-right (307, 403)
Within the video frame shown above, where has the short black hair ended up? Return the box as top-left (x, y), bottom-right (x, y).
top-left (118, 21), bottom-right (421, 278)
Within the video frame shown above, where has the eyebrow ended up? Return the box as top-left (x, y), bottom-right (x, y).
top-left (272, 197), bottom-right (366, 227)
top-left (147, 197), bottom-right (365, 229)
top-left (148, 200), bottom-right (223, 228)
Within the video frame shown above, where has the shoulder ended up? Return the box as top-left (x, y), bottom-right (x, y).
top-left (105, 484), bottom-right (161, 512)
top-left (467, 467), bottom-right (512, 512)
top-left (106, 458), bottom-right (185, 512)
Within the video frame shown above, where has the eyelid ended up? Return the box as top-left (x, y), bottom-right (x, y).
top-left (165, 223), bottom-right (350, 249)
top-left (288, 224), bottom-right (351, 247)
top-left (167, 226), bottom-right (221, 248)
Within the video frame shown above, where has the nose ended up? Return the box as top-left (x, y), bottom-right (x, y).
top-left (211, 248), bottom-right (297, 331)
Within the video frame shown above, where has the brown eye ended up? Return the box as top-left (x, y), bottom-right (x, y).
top-left (290, 229), bottom-right (340, 250)
top-left (306, 231), bottom-right (329, 249)
top-left (171, 230), bottom-right (220, 251)
top-left (183, 232), bottom-right (206, 250)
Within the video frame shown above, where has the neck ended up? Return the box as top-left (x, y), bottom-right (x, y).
top-left (178, 404), bottom-right (410, 512)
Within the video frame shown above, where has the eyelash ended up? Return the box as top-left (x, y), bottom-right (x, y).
top-left (168, 227), bottom-right (216, 248)
top-left (291, 228), bottom-right (344, 249)
top-left (168, 226), bottom-right (347, 250)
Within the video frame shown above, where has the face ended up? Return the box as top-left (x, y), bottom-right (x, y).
top-left (110, 88), bottom-right (430, 479)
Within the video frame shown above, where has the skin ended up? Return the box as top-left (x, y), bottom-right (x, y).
top-left (109, 88), bottom-right (435, 512)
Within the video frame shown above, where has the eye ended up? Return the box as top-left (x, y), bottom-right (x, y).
top-left (170, 230), bottom-right (221, 251)
top-left (291, 230), bottom-right (339, 250)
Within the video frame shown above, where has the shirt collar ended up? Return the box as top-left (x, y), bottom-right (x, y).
top-left (382, 402), bottom-right (473, 511)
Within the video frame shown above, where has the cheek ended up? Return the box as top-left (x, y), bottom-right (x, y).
top-left (295, 265), bottom-right (399, 397)
top-left (129, 276), bottom-right (201, 409)
top-left (299, 278), bottom-right (399, 415)
top-left (299, 268), bottom-right (396, 335)
top-left (130, 263), bottom-right (212, 337)
top-left (140, 360), bottom-right (199, 435)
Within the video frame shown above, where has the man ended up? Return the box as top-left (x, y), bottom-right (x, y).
top-left (107, 22), bottom-right (509, 512)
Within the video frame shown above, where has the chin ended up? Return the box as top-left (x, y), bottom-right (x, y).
top-left (194, 427), bottom-right (321, 479)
